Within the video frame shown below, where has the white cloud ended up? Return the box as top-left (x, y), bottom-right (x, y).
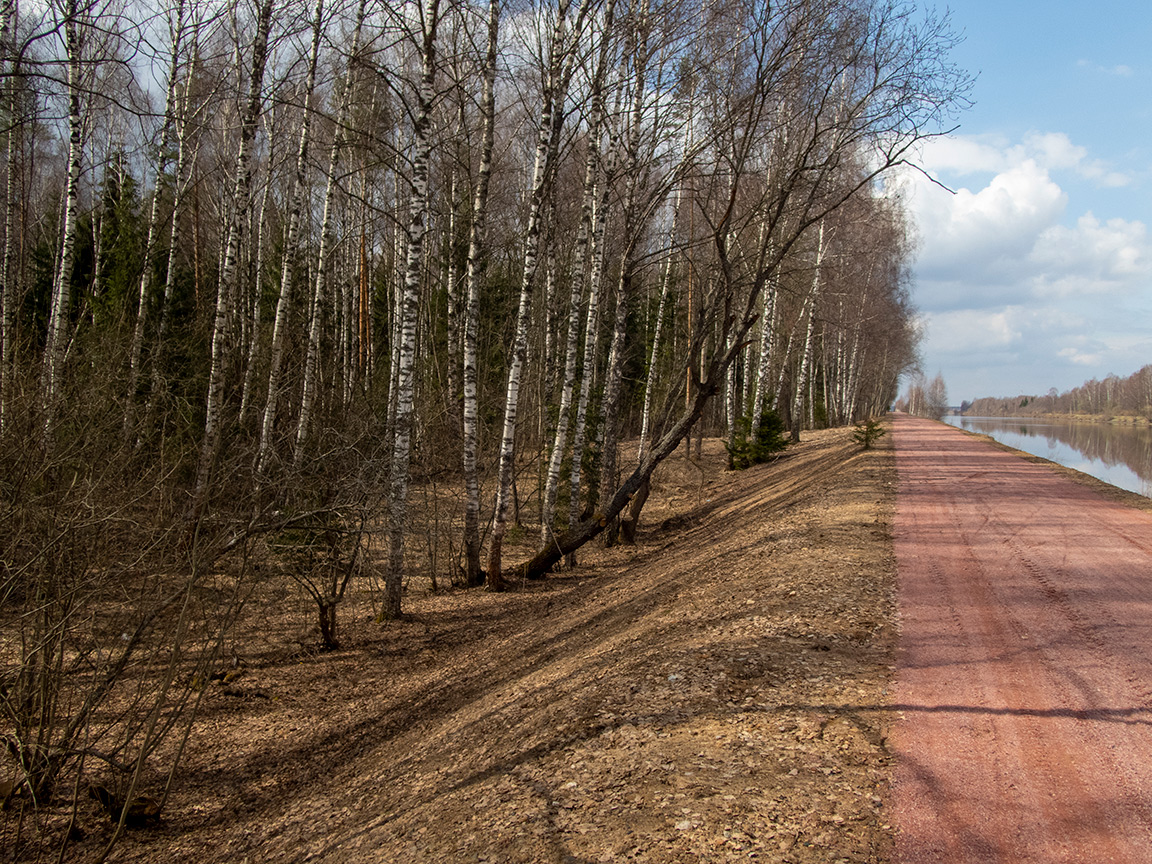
top-left (1030, 213), bottom-right (1150, 296)
top-left (1058, 347), bottom-right (1104, 366)
top-left (902, 132), bottom-right (1150, 310)
top-left (913, 135), bottom-right (1009, 175)
top-left (1077, 59), bottom-right (1134, 77)
top-left (924, 308), bottom-right (1023, 354)
top-left (912, 131), bottom-right (1131, 190)
top-left (905, 157), bottom-right (1066, 294)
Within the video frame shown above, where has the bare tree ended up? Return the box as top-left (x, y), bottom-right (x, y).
top-left (383, 0), bottom-right (442, 618)
top-left (460, 0), bottom-right (499, 587)
top-left (486, 0), bottom-right (596, 590)
top-left (194, 0), bottom-right (276, 507)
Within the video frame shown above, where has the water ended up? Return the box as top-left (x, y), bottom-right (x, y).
top-left (942, 415), bottom-right (1152, 498)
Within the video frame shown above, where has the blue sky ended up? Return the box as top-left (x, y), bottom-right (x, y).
top-left (898, 0), bottom-right (1152, 403)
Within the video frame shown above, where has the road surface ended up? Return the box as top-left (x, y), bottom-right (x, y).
top-left (891, 414), bottom-right (1152, 862)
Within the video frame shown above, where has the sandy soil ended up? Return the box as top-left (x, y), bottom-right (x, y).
top-left (12, 427), bottom-right (901, 863)
top-left (890, 415), bottom-right (1152, 862)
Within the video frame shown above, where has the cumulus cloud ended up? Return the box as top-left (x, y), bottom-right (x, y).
top-left (1058, 347), bottom-right (1104, 366)
top-left (913, 131), bottom-right (1131, 188)
top-left (1030, 213), bottom-right (1150, 295)
top-left (902, 132), bottom-right (1150, 309)
top-left (901, 131), bottom-right (1152, 399)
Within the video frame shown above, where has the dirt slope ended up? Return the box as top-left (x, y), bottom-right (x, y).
top-left (52, 429), bottom-right (899, 863)
top-left (891, 415), bottom-right (1152, 862)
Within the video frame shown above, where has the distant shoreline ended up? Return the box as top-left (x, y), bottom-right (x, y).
top-left (948, 411), bottom-right (1152, 427)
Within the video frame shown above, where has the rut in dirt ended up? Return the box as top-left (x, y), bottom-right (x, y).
top-left (890, 414), bottom-right (1152, 863)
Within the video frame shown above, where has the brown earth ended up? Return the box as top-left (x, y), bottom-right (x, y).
top-left (17, 428), bottom-right (901, 863)
top-left (890, 415), bottom-right (1152, 862)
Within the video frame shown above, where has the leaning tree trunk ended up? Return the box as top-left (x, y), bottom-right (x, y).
top-left (460, 0), bottom-right (499, 586)
top-left (512, 302), bottom-right (760, 580)
top-left (193, 0), bottom-right (274, 507)
top-left (487, 0), bottom-right (585, 591)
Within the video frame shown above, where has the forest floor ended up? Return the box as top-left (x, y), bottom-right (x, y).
top-left (54, 428), bottom-right (900, 863)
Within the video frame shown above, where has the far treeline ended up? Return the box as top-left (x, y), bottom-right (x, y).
top-left (0, 0), bottom-right (968, 844)
top-left (962, 365), bottom-right (1152, 420)
top-left (894, 370), bottom-right (947, 420)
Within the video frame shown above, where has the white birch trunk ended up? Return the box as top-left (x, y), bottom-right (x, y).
top-left (566, 158), bottom-right (613, 540)
top-left (488, 0), bottom-right (589, 589)
top-left (145, 41), bottom-right (198, 430)
top-left (540, 0), bottom-right (616, 553)
top-left (124, 0), bottom-right (186, 437)
top-left (291, 0), bottom-right (366, 467)
top-left (751, 274), bottom-right (777, 419)
top-left (597, 0), bottom-right (650, 538)
top-left (789, 220), bottom-right (825, 442)
top-left (0, 0), bottom-right (18, 437)
top-left (637, 122), bottom-right (691, 464)
top-left (194, 0), bottom-right (274, 505)
top-left (40, 5), bottom-right (82, 442)
top-left (254, 0), bottom-right (323, 473)
top-left (460, 0), bottom-right (499, 586)
top-left (383, 0), bottom-right (439, 619)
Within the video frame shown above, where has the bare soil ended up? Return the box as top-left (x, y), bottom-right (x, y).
top-left (11, 428), bottom-right (901, 863)
top-left (891, 415), bottom-right (1152, 862)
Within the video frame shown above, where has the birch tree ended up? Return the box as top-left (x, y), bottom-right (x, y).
top-left (510, 0), bottom-right (969, 577)
top-left (539, 0), bottom-right (617, 555)
top-left (0, 0), bottom-right (18, 436)
top-left (256, 0), bottom-right (325, 475)
top-left (460, 0), bottom-right (499, 586)
top-left (40, 0), bottom-right (86, 441)
top-left (789, 219), bottom-right (825, 441)
top-left (383, 0), bottom-right (440, 619)
top-left (292, 0), bottom-right (368, 467)
top-left (194, 0), bottom-right (276, 506)
top-left (124, 0), bottom-right (188, 437)
top-left (486, 0), bottom-right (595, 590)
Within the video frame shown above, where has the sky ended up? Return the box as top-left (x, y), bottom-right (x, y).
top-left (896, 0), bottom-right (1152, 404)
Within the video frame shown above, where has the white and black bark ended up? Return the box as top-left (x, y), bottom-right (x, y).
top-left (539, 0), bottom-right (616, 554)
top-left (383, 0), bottom-right (439, 619)
top-left (789, 219), bottom-right (825, 442)
top-left (292, 0), bottom-right (367, 467)
top-left (124, 0), bottom-right (188, 437)
top-left (255, 0), bottom-right (324, 475)
top-left (193, 0), bottom-right (275, 506)
top-left (0, 0), bottom-right (19, 436)
top-left (487, 0), bottom-right (593, 590)
top-left (460, 0), bottom-right (499, 586)
top-left (40, 0), bottom-right (84, 442)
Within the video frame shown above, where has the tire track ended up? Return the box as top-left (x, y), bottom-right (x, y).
top-left (890, 415), bottom-right (1152, 862)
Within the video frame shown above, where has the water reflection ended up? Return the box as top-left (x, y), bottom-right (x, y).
top-left (943, 415), bottom-right (1152, 498)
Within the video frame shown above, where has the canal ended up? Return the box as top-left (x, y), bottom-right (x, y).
top-left (942, 415), bottom-right (1152, 498)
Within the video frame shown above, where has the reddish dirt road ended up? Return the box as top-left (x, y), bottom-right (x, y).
top-left (890, 414), bottom-right (1152, 862)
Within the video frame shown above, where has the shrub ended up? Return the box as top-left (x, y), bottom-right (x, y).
top-left (727, 410), bottom-right (789, 470)
top-left (852, 417), bottom-right (887, 450)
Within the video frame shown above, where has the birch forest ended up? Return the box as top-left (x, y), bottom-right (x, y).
top-left (0, 0), bottom-right (967, 846)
